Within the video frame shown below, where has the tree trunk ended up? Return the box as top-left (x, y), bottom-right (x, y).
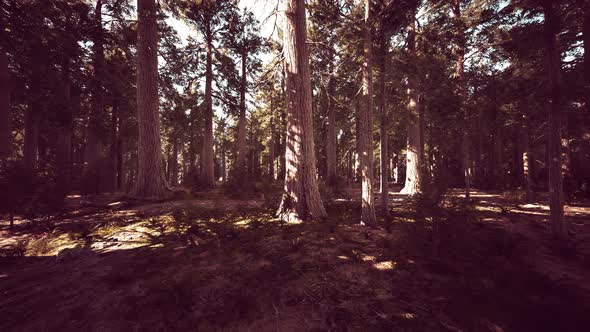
top-left (24, 38), bottom-right (43, 172)
top-left (110, 95), bottom-right (119, 192)
top-left (236, 48), bottom-right (248, 181)
top-left (521, 121), bottom-right (534, 203)
top-left (84, 0), bottom-right (105, 194)
top-left (117, 107), bottom-right (124, 190)
top-left (453, 0), bottom-right (470, 199)
top-left (378, 31), bottom-right (389, 219)
top-left (401, 10), bottom-right (422, 195)
top-left (326, 64), bottom-right (337, 186)
top-left (358, 0), bottom-right (377, 225)
top-left (269, 90), bottom-right (276, 180)
top-left (584, 5), bottom-right (590, 112)
top-left (277, 0), bottom-right (327, 222)
top-left (201, 23), bottom-right (215, 187)
top-left (279, 76), bottom-right (287, 181)
top-left (544, 0), bottom-right (566, 239)
top-left (131, 0), bottom-right (169, 199)
top-left (0, 51), bottom-right (10, 159)
top-left (57, 56), bottom-right (73, 194)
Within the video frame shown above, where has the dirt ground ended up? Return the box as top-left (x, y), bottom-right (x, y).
top-left (1, 184), bottom-right (589, 331)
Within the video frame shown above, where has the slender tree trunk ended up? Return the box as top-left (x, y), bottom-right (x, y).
top-left (84, 0), bottom-right (105, 194)
top-left (401, 10), bottom-right (422, 195)
top-left (584, 5), bottom-right (590, 112)
top-left (171, 139), bottom-right (179, 185)
top-left (110, 95), bottom-right (119, 191)
top-left (358, 0), bottom-right (377, 225)
top-left (277, 0), bottom-right (327, 222)
top-left (57, 56), bottom-right (73, 194)
top-left (378, 31), bottom-right (389, 219)
top-left (454, 0), bottom-right (470, 199)
top-left (236, 48), bottom-right (248, 181)
top-left (326, 64), bottom-right (337, 185)
top-left (0, 51), bottom-right (10, 159)
top-left (269, 90), bottom-right (276, 180)
top-left (24, 41), bottom-right (42, 172)
top-left (544, 0), bottom-right (566, 239)
top-left (131, 0), bottom-right (169, 199)
top-left (117, 106), bottom-right (124, 190)
top-left (201, 23), bottom-right (215, 187)
top-left (521, 121), bottom-right (534, 203)
top-left (279, 76), bottom-right (287, 181)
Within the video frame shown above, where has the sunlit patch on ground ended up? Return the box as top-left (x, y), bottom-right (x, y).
top-left (1, 186), bottom-right (590, 331)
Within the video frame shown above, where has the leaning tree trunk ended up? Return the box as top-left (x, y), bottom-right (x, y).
top-left (131, 0), bottom-right (169, 200)
top-left (277, 0), bottom-right (327, 222)
top-left (236, 48), bottom-right (248, 181)
top-left (0, 51), bottom-right (10, 159)
top-left (84, 0), bottom-right (106, 194)
top-left (544, 0), bottom-right (566, 239)
top-left (201, 24), bottom-right (215, 187)
top-left (401, 10), bottom-right (422, 195)
top-left (358, 0), bottom-right (377, 226)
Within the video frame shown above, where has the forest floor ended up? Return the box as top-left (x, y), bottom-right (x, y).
top-left (1, 183), bottom-right (590, 331)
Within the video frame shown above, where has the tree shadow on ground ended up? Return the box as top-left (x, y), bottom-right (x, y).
top-left (1, 190), bottom-right (590, 331)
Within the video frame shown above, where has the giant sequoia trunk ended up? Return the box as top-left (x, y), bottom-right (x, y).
top-left (236, 48), bottom-right (248, 181)
top-left (84, 0), bottom-right (105, 194)
top-left (454, 0), bottom-right (470, 199)
top-left (0, 51), bottom-right (9, 159)
top-left (358, 0), bottom-right (377, 225)
top-left (378, 33), bottom-right (389, 218)
top-left (277, 0), bottom-right (327, 222)
top-left (544, 0), bottom-right (566, 239)
top-left (401, 12), bottom-right (422, 195)
top-left (201, 24), bottom-right (215, 187)
top-left (131, 0), bottom-right (169, 199)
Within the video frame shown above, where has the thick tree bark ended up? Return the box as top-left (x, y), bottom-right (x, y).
top-left (453, 0), bottom-right (470, 199)
top-left (236, 48), bottom-right (248, 181)
top-left (401, 11), bottom-right (422, 195)
top-left (0, 51), bottom-right (10, 159)
top-left (544, 0), bottom-right (566, 239)
top-left (131, 0), bottom-right (169, 199)
top-left (378, 31), bottom-right (389, 219)
top-left (201, 24), bottom-right (215, 187)
top-left (84, 0), bottom-right (105, 194)
top-left (358, 0), bottom-right (377, 225)
top-left (277, 0), bottom-right (327, 222)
